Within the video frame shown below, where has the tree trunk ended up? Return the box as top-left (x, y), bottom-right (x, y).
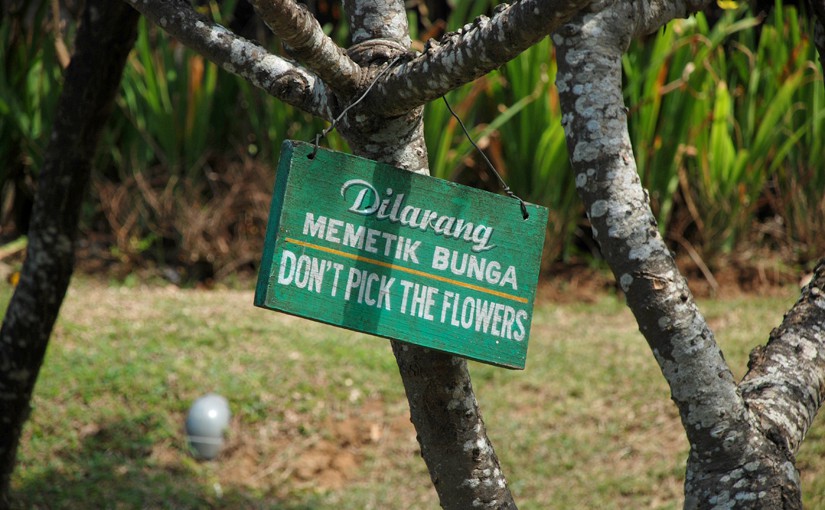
top-left (553, 3), bottom-right (817, 507)
top-left (336, 2), bottom-right (517, 507)
top-left (0, 2), bottom-right (139, 505)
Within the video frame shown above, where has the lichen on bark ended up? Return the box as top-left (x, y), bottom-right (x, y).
top-left (554, 2), bottom-right (822, 507)
top-left (250, 0), bottom-right (363, 95)
top-left (125, 0), bottom-right (334, 118)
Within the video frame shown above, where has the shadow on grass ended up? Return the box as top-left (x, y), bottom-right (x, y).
top-left (11, 414), bottom-right (319, 510)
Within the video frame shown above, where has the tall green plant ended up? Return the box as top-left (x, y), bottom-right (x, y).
top-left (624, 4), bottom-right (823, 261)
top-left (755, 3), bottom-right (825, 264)
top-left (493, 38), bottom-right (581, 262)
top-left (0, 3), bottom-right (64, 230)
top-left (112, 16), bottom-right (229, 178)
top-left (92, 0), bottom-right (349, 267)
top-left (106, 0), bottom-right (345, 178)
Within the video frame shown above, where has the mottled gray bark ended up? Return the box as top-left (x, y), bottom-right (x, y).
top-left (0, 1), bottom-right (140, 505)
top-left (739, 262), bottom-right (825, 460)
top-left (249, 0), bottom-right (363, 95)
top-left (338, 3), bottom-right (515, 507)
top-left (367, 0), bottom-right (594, 116)
top-left (554, 1), bottom-right (820, 508)
top-left (343, 0), bottom-right (411, 47)
top-left (124, 0), bottom-right (334, 119)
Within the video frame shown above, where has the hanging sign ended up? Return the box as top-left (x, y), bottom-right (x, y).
top-left (255, 141), bottom-right (548, 369)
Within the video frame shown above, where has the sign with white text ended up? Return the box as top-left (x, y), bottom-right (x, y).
top-left (254, 141), bottom-right (548, 369)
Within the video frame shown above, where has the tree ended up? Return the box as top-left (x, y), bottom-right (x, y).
top-left (1, 0), bottom-right (824, 508)
top-left (0, 1), bottom-right (139, 506)
top-left (554, 4), bottom-right (825, 506)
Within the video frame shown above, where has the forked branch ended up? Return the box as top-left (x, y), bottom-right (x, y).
top-left (250, 0), bottom-right (363, 94)
top-left (554, 1), bottom-right (819, 506)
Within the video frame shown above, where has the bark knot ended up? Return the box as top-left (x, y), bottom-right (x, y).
top-left (348, 39), bottom-right (408, 67)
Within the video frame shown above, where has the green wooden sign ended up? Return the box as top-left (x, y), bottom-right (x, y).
top-left (255, 141), bottom-right (548, 369)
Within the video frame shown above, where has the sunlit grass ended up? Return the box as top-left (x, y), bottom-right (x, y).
top-left (1, 279), bottom-right (822, 509)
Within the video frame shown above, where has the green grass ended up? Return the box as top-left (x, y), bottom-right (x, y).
top-left (1, 280), bottom-right (823, 509)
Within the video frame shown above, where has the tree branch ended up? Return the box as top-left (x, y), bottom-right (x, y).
top-left (630, 0), bottom-right (716, 36)
top-left (553, 4), bottom-right (747, 451)
top-left (553, 3), bottom-right (805, 507)
top-left (366, 0), bottom-right (593, 116)
top-left (123, 0), bottom-right (333, 119)
top-left (250, 0), bottom-right (363, 95)
top-left (739, 259), bottom-right (825, 454)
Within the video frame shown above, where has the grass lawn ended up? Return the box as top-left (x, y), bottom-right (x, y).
top-left (1, 278), bottom-right (823, 509)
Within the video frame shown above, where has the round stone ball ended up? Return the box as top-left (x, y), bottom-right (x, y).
top-left (185, 393), bottom-right (231, 460)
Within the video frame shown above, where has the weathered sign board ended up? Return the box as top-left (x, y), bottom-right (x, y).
top-left (255, 140), bottom-right (548, 369)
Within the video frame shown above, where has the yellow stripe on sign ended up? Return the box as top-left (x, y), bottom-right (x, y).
top-left (284, 238), bottom-right (529, 304)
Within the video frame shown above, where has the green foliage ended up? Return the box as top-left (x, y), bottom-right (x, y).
top-left (444, 0), bottom-right (498, 31)
top-left (0, 2), bottom-right (64, 210)
top-left (92, 1), bottom-right (343, 271)
top-left (494, 39), bottom-right (581, 262)
top-left (113, 17), bottom-right (222, 178)
top-left (624, 5), bottom-right (824, 260)
top-left (104, 2), bottom-right (332, 179)
top-left (1, 1), bottom-right (823, 273)
top-left (424, 39), bottom-right (581, 262)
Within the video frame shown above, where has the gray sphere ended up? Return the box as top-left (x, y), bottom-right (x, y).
top-left (185, 393), bottom-right (231, 460)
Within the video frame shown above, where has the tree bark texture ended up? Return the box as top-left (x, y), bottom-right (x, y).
top-left (250, 0), bottom-right (363, 95)
top-left (124, 0), bottom-right (334, 119)
top-left (0, 1), bottom-right (140, 506)
top-left (554, 2), bottom-right (822, 508)
top-left (739, 260), bottom-right (825, 459)
top-left (339, 3), bottom-right (516, 507)
top-left (366, 0), bottom-right (594, 116)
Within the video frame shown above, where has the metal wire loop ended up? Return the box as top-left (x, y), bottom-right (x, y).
top-left (441, 96), bottom-right (529, 220)
top-left (310, 55), bottom-right (402, 159)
